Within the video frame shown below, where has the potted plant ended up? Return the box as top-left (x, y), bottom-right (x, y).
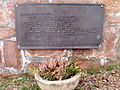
top-left (30, 56), bottom-right (82, 90)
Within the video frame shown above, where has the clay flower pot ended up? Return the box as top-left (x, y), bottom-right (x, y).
top-left (34, 74), bottom-right (80, 90)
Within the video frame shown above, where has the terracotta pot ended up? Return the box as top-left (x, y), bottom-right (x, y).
top-left (34, 74), bottom-right (80, 90)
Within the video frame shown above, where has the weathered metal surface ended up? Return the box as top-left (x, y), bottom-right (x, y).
top-left (15, 3), bottom-right (104, 49)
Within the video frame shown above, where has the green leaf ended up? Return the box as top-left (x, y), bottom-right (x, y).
top-left (0, 83), bottom-right (8, 90)
top-left (20, 86), bottom-right (27, 90)
top-left (28, 83), bottom-right (41, 90)
top-left (86, 66), bottom-right (95, 75)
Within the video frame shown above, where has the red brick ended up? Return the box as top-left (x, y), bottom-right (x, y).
top-left (103, 25), bottom-right (119, 58)
top-left (0, 70), bottom-right (17, 77)
top-left (107, 16), bottom-right (120, 24)
top-left (77, 58), bottom-right (100, 69)
top-left (0, 49), bottom-right (2, 64)
top-left (78, 58), bottom-right (120, 69)
top-left (73, 48), bottom-right (104, 58)
top-left (26, 49), bottom-right (64, 58)
top-left (3, 41), bottom-right (22, 70)
top-left (0, 28), bottom-right (16, 40)
top-left (97, 0), bottom-right (120, 13)
top-left (73, 49), bottom-right (93, 58)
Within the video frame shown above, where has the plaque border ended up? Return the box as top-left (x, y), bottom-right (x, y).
top-left (15, 3), bottom-right (105, 49)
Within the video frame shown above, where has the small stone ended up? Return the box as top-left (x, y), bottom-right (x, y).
top-left (0, 28), bottom-right (16, 40)
top-left (3, 41), bottom-right (22, 70)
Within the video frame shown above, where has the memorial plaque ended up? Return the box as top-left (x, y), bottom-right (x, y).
top-left (15, 3), bottom-right (104, 49)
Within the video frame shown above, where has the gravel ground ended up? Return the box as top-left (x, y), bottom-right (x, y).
top-left (0, 62), bottom-right (120, 90)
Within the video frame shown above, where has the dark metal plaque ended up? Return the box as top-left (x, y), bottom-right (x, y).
top-left (15, 3), bottom-right (104, 49)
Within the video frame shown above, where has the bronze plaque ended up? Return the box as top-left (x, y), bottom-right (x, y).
top-left (15, 3), bottom-right (104, 49)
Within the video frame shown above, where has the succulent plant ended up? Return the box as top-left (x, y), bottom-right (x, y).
top-left (30, 56), bottom-right (82, 81)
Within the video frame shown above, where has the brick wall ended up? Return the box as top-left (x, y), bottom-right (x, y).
top-left (0, 0), bottom-right (120, 77)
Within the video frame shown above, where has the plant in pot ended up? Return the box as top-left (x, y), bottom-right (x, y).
top-left (30, 56), bottom-right (82, 90)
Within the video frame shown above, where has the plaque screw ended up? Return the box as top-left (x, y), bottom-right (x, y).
top-left (16, 5), bottom-right (18, 7)
top-left (99, 44), bottom-right (101, 47)
top-left (100, 5), bottom-right (103, 8)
